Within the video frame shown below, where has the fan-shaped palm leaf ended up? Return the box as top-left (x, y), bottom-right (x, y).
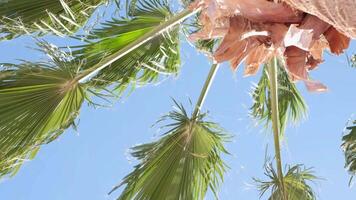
top-left (71, 0), bottom-right (181, 93)
top-left (0, 42), bottom-right (87, 177)
top-left (255, 164), bottom-right (319, 200)
top-left (110, 101), bottom-right (229, 200)
top-left (342, 120), bottom-right (356, 184)
top-left (0, 0), bottom-right (108, 40)
top-left (250, 60), bottom-right (307, 135)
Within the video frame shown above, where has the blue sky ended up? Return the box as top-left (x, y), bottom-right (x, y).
top-left (1, 4), bottom-right (356, 200)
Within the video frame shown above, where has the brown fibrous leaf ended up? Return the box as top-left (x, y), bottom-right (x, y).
top-left (190, 0), bottom-right (353, 92)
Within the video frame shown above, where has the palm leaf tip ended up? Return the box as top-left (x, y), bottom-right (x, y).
top-left (254, 164), bottom-right (319, 200)
top-left (110, 102), bottom-right (229, 200)
top-left (0, 42), bottom-right (86, 177)
top-left (250, 60), bottom-right (307, 135)
top-left (342, 120), bottom-right (356, 184)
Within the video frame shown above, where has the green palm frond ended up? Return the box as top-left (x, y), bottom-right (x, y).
top-left (0, 0), bottom-right (108, 40)
top-left (250, 60), bottom-right (307, 135)
top-left (0, 42), bottom-right (86, 177)
top-left (342, 120), bottom-right (356, 184)
top-left (110, 101), bottom-right (229, 200)
top-left (255, 164), bottom-right (319, 200)
top-left (71, 0), bottom-right (180, 93)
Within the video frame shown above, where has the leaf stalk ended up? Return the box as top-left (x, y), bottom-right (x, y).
top-left (192, 63), bottom-right (219, 119)
top-left (267, 57), bottom-right (286, 199)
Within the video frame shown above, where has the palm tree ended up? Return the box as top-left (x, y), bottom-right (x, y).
top-left (0, 0), bottom-right (192, 177)
top-left (0, 0), bottom-right (354, 199)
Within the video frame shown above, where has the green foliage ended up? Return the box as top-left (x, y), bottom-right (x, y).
top-left (71, 0), bottom-right (180, 93)
top-left (110, 101), bottom-right (229, 200)
top-left (0, 42), bottom-right (86, 177)
top-left (0, 0), bottom-right (183, 178)
top-left (351, 54), bottom-right (356, 68)
top-left (255, 164), bottom-right (319, 200)
top-left (342, 120), bottom-right (356, 184)
top-left (0, 0), bottom-right (108, 40)
top-left (0, 0), bottom-right (332, 198)
top-left (250, 61), bottom-right (307, 135)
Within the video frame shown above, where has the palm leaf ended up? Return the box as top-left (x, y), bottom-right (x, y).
top-left (341, 120), bottom-right (356, 184)
top-left (250, 60), bottom-right (307, 135)
top-left (110, 101), bottom-right (229, 200)
top-left (0, 42), bottom-right (86, 177)
top-left (71, 0), bottom-right (180, 93)
top-left (255, 164), bottom-right (319, 200)
top-left (0, 0), bottom-right (108, 40)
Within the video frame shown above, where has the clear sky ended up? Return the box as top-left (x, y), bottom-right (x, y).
top-left (0, 4), bottom-right (356, 200)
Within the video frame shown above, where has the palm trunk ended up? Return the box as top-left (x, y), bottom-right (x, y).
top-left (267, 57), bottom-right (286, 199)
top-left (192, 63), bottom-right (220, 119)
top-left (75, 7), bottom-right (200, 83)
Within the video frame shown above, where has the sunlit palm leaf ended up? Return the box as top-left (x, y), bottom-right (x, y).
top-left (0, 0), bottom-right (108, 40)
top-left (342, 120), bottom-right (356, 184)
top-left (255, 164), bottom-right (318, 200)
top-left (250, 60), bottom-right (307, 135)
top-left (71, 0), bottom-right (180, 93)
top-left (0, 43), bottom-right (86, 177)
top-left (110, 101), bottom-right (229, 200)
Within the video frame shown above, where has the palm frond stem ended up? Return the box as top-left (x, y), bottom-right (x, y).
top-left (267, 57), bottom-right (286, 199)
top-left (77, 7), bottom-right (201, 83)
top-left (192, 63), bottom-right (219, 119)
